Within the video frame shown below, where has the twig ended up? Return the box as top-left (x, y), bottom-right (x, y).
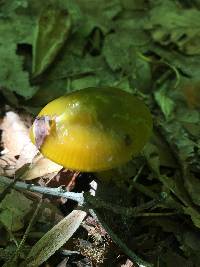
top-left (85, 193), bottom-right (167, 217)
top-left (0, 176), bottom-right (170, 218)
top-left (128, 180), bottom-right (158, 199)
top-left (130, 212), bottom-right (177, 217)
top-left (0, 176), bottom-right (84, 205)
top-left (92, 209), bottom-right (154, 267)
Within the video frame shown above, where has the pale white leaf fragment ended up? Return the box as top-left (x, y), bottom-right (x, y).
top-left (25, 209), bottom-right (87, 267)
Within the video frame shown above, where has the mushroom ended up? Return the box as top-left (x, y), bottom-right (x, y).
top-left (30, 87), bottom-right (152, 172)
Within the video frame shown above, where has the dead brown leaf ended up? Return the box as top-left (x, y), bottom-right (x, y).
top-left (21, 154), bottom-right (62, 180)
top-left (0, 111), bottom-right (62, 181)
top-left (0, 111), bottom-right (38, 176)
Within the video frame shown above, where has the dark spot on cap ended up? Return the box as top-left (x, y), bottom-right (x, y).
top-left (124, 134), bottom-right (132, 146)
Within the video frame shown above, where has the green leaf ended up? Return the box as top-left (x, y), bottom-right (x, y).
top-left (157, 174), bottom-right (191, 207)
top-left (0, 190), bottom-right (32, 231)
top-left (154, 85), bottom-right (175, 120)
top-left (147, 0), bottom-right (200, 55)
top-left (161, 249), bottom-right (194, 267)
top-left (71, 75), bottom-right (99, 90)
top-left (131, 52), bottom-right (152, 92)
top-left (151, 45), bottom-right (200, 79)
top-left (0, 43), bottom-right (37, 99)
top-left (121, 0), bottom-right (148, 10)
top-left (103, 31), bottom-right (150, 72)
top-left (180, 231), bottom-right (200, 264)
top-left (176, 108), bottom-right (200, 123)
top-left (156, 173), bottom-right (200, 229)
top-left (163, 121), bottom-right (196, 162)
top-left (184, 173), bottom-right (200, 206)
top-left (32, 7), bottom-right (71, 77)
top-left (74, 0), bottom-right (122, 35)
top-left (143, 143), bottom-right (160, 175)
top-left (183, 207), bottom-right (200, 229)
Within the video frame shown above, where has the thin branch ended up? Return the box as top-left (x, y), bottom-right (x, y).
top-left (85, 193), bottom-right (168, 218)
top-left (0, 176), bottom-right (84, 205)
top-left (130, 212), bottom-right (177, 217)
top-left (0, 176), bottom-right (172, 218)
top-left (92, 209), bottom-right (154, 267)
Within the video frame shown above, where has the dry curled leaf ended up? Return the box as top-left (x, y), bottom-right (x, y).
top-left (21, 154), bottom-right (62, 180)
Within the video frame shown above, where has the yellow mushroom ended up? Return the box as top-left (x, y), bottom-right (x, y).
top-left (30, 87), bottom-right (152, 172)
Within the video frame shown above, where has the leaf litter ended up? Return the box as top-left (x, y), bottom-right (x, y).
top-left (0, 0), bottom-right (200, 266)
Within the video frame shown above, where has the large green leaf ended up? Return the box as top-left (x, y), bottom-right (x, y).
top-left (32, 8), bottom-right (71, 77)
